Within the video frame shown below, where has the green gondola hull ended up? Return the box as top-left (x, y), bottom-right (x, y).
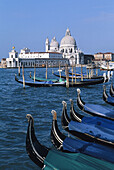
top-left (44, 150), bottom-right (114, 170)
top-left (31, 77), bottom-right (62, 83)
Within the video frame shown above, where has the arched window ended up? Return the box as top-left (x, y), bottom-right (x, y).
top-left (71, 48), bottom-right (72, 53)
top-left (65, 49), bottom-right (67, 53)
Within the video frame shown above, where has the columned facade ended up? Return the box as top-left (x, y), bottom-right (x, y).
top-left (46, 28), bottom-right (84, 65)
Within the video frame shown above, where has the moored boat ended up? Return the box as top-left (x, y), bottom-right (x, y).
top-left (15, 74), bottom-right (107, 88)
top-left (110, 82), bottom-right (114, 97)
top-left (68, 77), bottom-right (106, 87)
top-left (103, 85), bottom-right (114, 106)
top-left (70, 99), bottom-right (114, 130)
top-left (15, 75), bottom-right (65, 87)
top-left (53, 71), bottom-right (106, 81)
top-left (61, 101), bottom-right (114, 147)
top-left (51, 110), bottom-right (114, 163)
top-left (77, 88), bottom-right (114, 121)
top-left (100, 63), bottom-right (114, 71)
top-left (26, 114), bottom-right (114, 169)
top-left (30, 72), bottom-right (60, 82)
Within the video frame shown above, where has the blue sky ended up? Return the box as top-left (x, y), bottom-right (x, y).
top-left (0, 0), bottom-right (114, 59)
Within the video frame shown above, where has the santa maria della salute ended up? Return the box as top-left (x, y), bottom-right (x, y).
top-left (46, 28), bottom-right (84, 64)
top-left (6, 28), bottom-right (93, 68)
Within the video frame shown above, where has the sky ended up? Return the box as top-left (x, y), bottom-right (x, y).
top-left (0, 0), bottom-right (114, 59)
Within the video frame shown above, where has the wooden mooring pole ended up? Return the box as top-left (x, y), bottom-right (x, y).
top-left (22, 65), bottom-right (25, 89)
top-left (65, 64), bottom-right (69, 88)
top-left (34, 64), bottom-right (36, 82)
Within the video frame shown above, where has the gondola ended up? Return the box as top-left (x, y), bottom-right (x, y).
top-left (15, 74), bottom-right (106, 88)
top-left (53, 71), bottom-right (80, 80)
top-left (30, 73), bottom-right (60, 83)
top-left (53, 72), bottom-right (108, 86)
top-left (26, 114), bottom-right (114, 169)
top-left (15, 75), bottom-right (65, 87)
top-left (110, 82), bottom-right (114, 97)
top-left (103, 85), bottom-right (114, 106)
top-left (61, 101), bottom-right (114, 147)
top-left (77, 88), bottom-right (114, 121)
top-left (69, 71), bottom-right (104, 80)
top-left (68, 77), bottom-right (106, 87)
top-left (51, 110), bottom-right (114, 163)
top-left (53, 71), bottom-right (106, 80)
top-left (100, 64), bottom-right (114, 71)
top-left (70, 99), bottom-right (114, 130)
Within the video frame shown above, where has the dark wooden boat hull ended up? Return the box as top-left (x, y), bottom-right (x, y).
top-left (61, 101), bottom-right (114, 147)
top-left (69, 78), bottom-right (105, 87)
top-left (77, 89), bottom-right (114, 121)
top-left (15, 76), bottom-right (65, 87)
top-left (110, 83), bottom-right (114, 97)
top-left (103, 85), bottom-right (114, 106)
top-left (51, 111), bottom-right (114, 163)
top-left (70, 99), bottom-right (114, 130)
top-left (26, 114), bottom-right (114, 169)
top-left (15, 75), bottom-right (105, 88)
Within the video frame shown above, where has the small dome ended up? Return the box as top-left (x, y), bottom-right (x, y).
top-left (50, 37), bottom-right (59, 47)
top-left (60, 28), bottom-right (76, 46)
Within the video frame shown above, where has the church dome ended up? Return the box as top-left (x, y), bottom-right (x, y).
top-left (60, 28), bottom-right (76, 46)
top-left (50, 37), bottom-right (59, 47)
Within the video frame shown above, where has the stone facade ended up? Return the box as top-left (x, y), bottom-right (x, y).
top-left (45, 28), bottom-right (84, 66)
top-left (94, 52), bottom-right (114, 61)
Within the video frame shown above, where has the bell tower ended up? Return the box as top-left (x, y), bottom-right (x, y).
top-left (45, 37), bottom-right (50, 52)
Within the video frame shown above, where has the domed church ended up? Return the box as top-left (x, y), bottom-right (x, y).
top-left (45, 28), bottom-right (84, 65)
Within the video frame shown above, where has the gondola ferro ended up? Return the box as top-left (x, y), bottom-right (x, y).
top-left (103, 85), bottom-right (114, 106)
top-left (70, 99), bottom-right (114, 130)
top-left (61, 101), bottom-right (114, 147)
top-left (26, 114), bottom-right (114, 169)
top-left (77, 88), bottom-right (114, 121)
top-left (51, 110), bottom-right (114, 163)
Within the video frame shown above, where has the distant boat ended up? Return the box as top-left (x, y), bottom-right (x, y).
top-left (30, 75), bottom-right (60, 83)
top-left (15, 73), bottom-right (107, 88)
top-left (100, 63), bottom-right (114, 71)
top-left (29, 71), bottom-right (63, 83)
top-left (53, 72), bottom-right (107, 81)
top-left (15, 75), bottom-right (65, 87)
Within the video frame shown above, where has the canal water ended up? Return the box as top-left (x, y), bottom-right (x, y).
top-left (0, 67), bottom-right (113, 169)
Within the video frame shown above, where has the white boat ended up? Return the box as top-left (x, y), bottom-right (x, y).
top-left (100, 62), bottom-right (114, 71)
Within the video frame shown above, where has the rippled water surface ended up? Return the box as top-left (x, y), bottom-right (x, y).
top-left (0, 67), bottom-right (113, 169)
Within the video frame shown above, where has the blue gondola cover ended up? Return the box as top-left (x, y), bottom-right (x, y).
top-left (84, 104), bottom-right (114, 118)
top-left (82, 116), bottom-right (114, 130)
top-left (68, 120), bottom-right (114, 142)
top-left (63, 137), bottom-right (114, 163)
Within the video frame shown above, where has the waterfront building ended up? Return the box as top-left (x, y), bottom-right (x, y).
top-left (0, 58), bottom-right (7, 68)
top-left (94, 52), bottom-right (114, 61)
top-left (6, 46), bottom-right (18, 67)
top-left (6, 28), bottom-right (89, 68)
top-left (84, 54), bottom-right (94, 64)
top-left (46, 28), bottom-right (84, 65)
top-left (18, 48), bottom-right (68, 67)
top-left (6, 47), bottom-right (68, 68)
